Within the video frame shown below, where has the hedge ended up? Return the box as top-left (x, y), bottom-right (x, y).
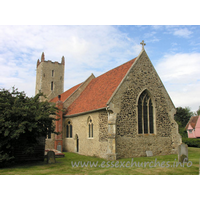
top-left (182, 138), bottom-right (200, 148)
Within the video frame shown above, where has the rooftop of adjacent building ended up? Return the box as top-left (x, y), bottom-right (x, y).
top-left (185, 116), bottom-right (199, 129)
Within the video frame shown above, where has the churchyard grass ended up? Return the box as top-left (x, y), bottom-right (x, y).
top-left (0, 147), bottom-right (199, 175)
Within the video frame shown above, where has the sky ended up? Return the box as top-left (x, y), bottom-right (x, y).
top-left (0, 0), bottom-right (199, 196)
top-left (0, 25), bottom-right (200, 112)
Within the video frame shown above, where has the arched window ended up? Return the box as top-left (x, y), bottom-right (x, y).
top-left (88, 117), bottom-right (93, 138)
top-left (51, 81), bottom-right (54, 91)
top-left (138, 90), bottom-right (154, 134)
top-left (66, 121), bottom-right (72, 138)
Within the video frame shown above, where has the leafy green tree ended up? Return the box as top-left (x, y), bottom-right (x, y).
top-left (174, 107), bottom-right (194, 127)
top-left (0, 87), bottom-right (58, 166)
top-left (174, 107), bottom-right (194, 138)
top-left (196, 106), bottom-right (200, 116)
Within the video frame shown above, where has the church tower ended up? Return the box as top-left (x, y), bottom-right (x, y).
top-left (35, 52), bottom-right (65, 101)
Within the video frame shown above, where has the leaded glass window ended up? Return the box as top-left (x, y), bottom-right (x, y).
top-left (138, 90), bottom-right (154, 134)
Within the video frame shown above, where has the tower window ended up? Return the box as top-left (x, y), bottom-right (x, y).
top-left (138, 90), bottom-right (154, 134)
top-left (51, 81), bottom-right (53, 91)
top-left (52, 70), bottom-right (54, 77)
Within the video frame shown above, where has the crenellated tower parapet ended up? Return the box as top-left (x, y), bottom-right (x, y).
top-left (35, 52), bottom-right (65, 101)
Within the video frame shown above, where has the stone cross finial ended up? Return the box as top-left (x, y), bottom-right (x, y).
top-left (140, 40), bottom-right (146, 50)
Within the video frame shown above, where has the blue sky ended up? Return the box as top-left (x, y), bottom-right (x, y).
top-left (0, 25), bottom-right (200, 112)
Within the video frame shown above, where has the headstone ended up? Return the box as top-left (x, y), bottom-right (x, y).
top-left (146, 151), bottom-right (153, 157)
top-left (47, 151), bottom-right (56, 164)
top-left (199, 158), bottom-right (200, 175)
top-left (57, 145), bottom-right (61, 152)
top-left (178, 143), bottom-right (188, 163)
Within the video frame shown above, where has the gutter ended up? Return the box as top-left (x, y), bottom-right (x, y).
top-left (64, 107), bottom-right (107, 118)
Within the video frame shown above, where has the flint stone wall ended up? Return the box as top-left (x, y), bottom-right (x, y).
top-left (110, 51), bottom-right (181, 159)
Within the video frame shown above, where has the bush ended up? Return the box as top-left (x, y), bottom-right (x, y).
top-left (182, 138), bottom-right (200, 148)
top-left (0, 87), bottom-right (58, 166)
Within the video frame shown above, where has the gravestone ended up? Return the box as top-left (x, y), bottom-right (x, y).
top-left (146, 151), bottom-right (153, 157)
top-left (57, 145), bottom-right (61, 152)
top-left (178, 143), bottom-right (188, 163)
top-left (199, 158), bottom-right (200, 175)
top-left (47, 151), bottom-right (56, 164)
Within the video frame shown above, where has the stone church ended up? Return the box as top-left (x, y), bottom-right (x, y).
top-left (35, 41), bottom-right (182, 160)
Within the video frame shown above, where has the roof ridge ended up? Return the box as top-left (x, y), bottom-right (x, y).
top-left (95, 57), bottom-right (137, 79)
top-left (65, 57), bottom-right (137, 116)
top-left (185, 115), bottom-right (199, 129)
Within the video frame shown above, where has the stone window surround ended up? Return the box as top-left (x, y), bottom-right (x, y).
top-left (51, 81), bottom-right (54, 91)
top-left (88, 116), bottom-right (94, 139)
top-left (52, 70), bottom-right (55, 77)
top-left (66, 120), bottom-right (73, 138)
top-left (136, 89), bottom-right (156, 135)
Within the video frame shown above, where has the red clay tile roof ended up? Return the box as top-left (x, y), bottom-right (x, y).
top-left (65, 57), bottom-right (137, 116)
top-left (50, 83), bottom-right (82, 103)
top-left (185, 116), bottom-right (199, 129)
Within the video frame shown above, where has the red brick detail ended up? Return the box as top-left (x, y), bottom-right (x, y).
top-left (54, 100), bottom-right (63, 151)
top-left (185, 116), bottom-right (199, 129)
top-left (50, 83), bottom-right (82, 103)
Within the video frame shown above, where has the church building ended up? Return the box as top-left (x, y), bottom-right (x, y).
top-left (35, 41), bottom-right (182, 160)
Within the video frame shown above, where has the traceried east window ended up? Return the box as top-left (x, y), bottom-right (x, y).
top-left (66, 121), bottom-right (72, 138)
top-left (138, 90), bottom-right (154, 134)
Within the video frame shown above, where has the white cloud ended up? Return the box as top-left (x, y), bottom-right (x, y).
top-left (173, 28), bottom-right (193, 38)
top-left (0, 25), bottom-right (140, 97)
top-left (156, 53), bottom-right (200, 111)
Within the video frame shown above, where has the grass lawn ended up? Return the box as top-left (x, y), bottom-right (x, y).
top-left (0, 147), bottom-right (199, 175)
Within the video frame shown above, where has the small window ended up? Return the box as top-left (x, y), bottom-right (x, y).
top-left (66, 121), bottom-right (72, 138)
top-left (52, 70), bottom-right (54, 77)
top-left (88, 117), bottom-right (93, 138)
top-left (51, 81), bottom-right (53, 91)
top-left (188, 129), bottom-right (193, 133)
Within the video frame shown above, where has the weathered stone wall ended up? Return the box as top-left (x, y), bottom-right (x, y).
top-left (99, 110), bottom-right (108, 142)
top-left (45, 134), bottom-right (55, 149)
top-left (35, 58), bottom-right (64, 101)
top-left (63, 110), bottom-right (108, 159)
top-left (109, 50), bottom-right (181, 159)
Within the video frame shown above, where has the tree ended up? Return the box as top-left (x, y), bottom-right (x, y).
top-left (174, 107), bottom-right (194, 138)
top-left (0, 87), bottom-right (58, 166)
top-left (174, 107), bottom-right (194, 128)
top-left (196, 106), bottom-right (200, 116)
